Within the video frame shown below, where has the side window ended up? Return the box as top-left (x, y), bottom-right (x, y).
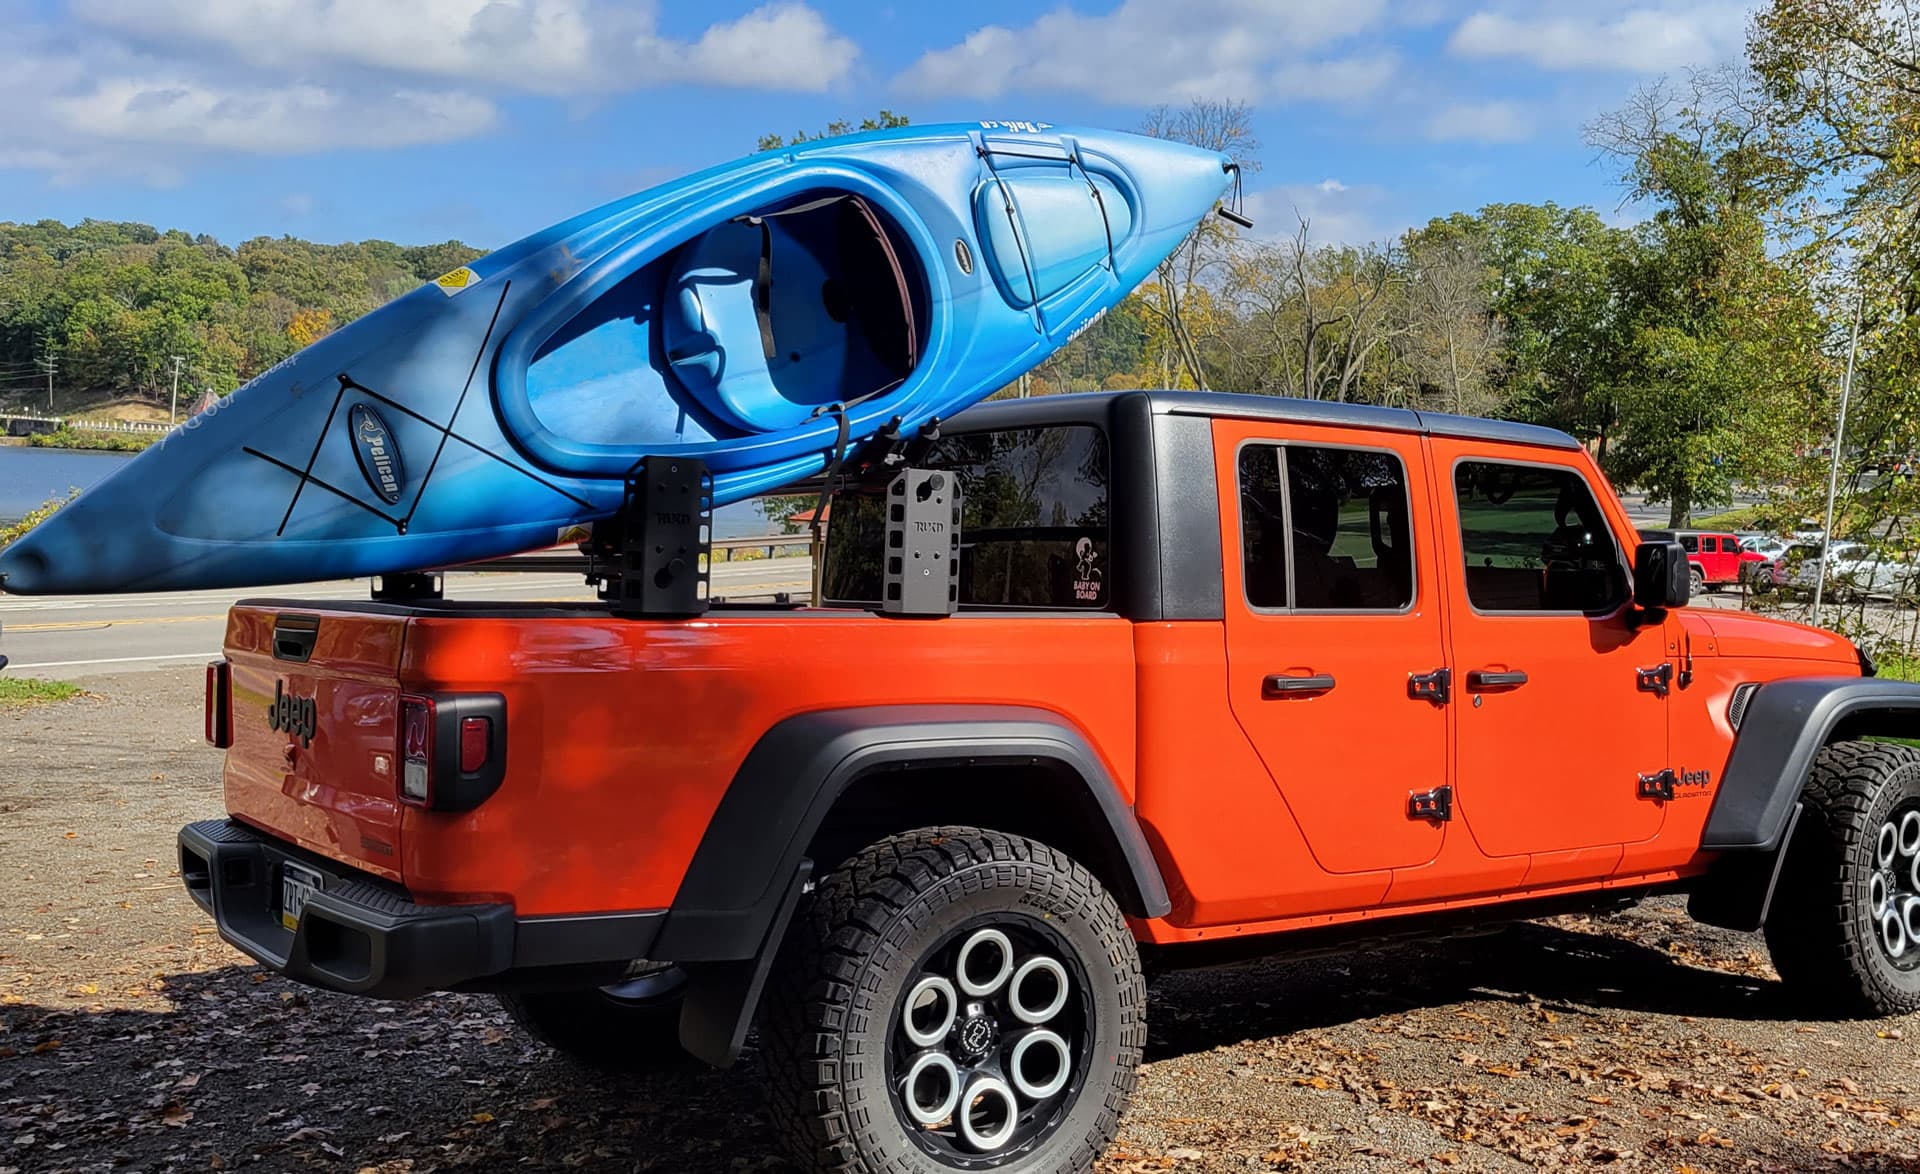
top-left (821, 424), bottom-right (1111, 610)
top-left (1680, 534), bottom-right (1699, 553)
top-left (1700, 536), bottom-right (1718, 553)
top-left (1238, 445), bottom-right (1288, 608)
top-left (1454, 461), bottom-right (1626, 614)
top-left (1239, 443), bottom-right (1416, 611)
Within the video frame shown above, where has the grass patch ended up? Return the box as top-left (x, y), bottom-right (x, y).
top-left (1878, 650), bottom-right (1920, 683)
top-left (1689, 506), bottom-right (1769, 531)
top-left (0, 677), bottom-right (83, 707)
top-left (28, 426), bottom-right (161, 452)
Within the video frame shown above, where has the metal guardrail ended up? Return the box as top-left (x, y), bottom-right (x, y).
top-left (0, 413), bottom-right (172, 436)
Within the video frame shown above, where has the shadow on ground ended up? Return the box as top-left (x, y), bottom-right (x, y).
top-left (0, 915), bottom-right (1906, 1172)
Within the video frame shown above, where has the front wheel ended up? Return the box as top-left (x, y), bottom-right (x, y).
top-left (762, 827), bottom-right (1145, 1174)
top-left (1766, 741), bottom-right (1920, 1016)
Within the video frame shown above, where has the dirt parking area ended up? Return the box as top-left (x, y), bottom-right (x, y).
top-left (5, 667), bottom-right (1920, 1173)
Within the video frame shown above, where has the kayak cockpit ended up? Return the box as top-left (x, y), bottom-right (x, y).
top-left (523, 190), bottom-right (928, 449)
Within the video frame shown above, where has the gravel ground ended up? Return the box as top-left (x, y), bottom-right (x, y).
top-left (5, 668), bottom-right (1920, 1173)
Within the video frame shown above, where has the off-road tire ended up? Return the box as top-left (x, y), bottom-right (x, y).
top-left (761, 826), bottom-right (1145, 1174)
top-left (498, 973), bottom-right (693, 1072)
top-left (1689, 564), bottom-right (1707, 596)
top-left (1766, 740), bottom-right (1920, 1016)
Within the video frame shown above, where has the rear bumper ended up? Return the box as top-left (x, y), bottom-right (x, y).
top-left (179, 820), bottom-right (664, 999)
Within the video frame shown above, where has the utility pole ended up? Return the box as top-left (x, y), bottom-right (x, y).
top-left (37, 333), bottom-right (56, 412)
top-left (1813, 282), bottom-right (1867, 629)
top-left (170, 355), bottom-right (185, 424)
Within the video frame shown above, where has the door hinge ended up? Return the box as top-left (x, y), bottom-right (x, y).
top-left (1408, 784), bottom-right (1453, 821)
top-left (1635, 662), bottom-right (1673, 697)
top-left (1637, 769), bottom-right (1677, 801)
top-left (1409, 668), bottom-right (1452, 705)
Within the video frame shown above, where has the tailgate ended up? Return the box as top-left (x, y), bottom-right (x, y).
top-left (222, 604), bottom-right (409, 880)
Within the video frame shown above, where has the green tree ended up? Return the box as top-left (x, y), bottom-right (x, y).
top-left (1586, 67), bottom-right (1822, 525)
top-left (758, 110), bottom-right (909, 152)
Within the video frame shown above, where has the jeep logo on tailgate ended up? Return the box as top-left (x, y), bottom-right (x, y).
top-left (268, 680), bottom-right (316, 747)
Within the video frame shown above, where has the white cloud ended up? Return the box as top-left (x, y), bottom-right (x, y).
top-left (1422, 99), bottom-right (1533, 142)
top-left (2, 0), bottom-right (858, 184)
top-left (73, 0), bottom-right (859, 94)
top-left (895, 0), bottom-right (1389, 104)
top-left (1268, 53), bottom-right (1400, 103)
top-left (1446, 4), bottom-right (1750, 73)
top-left (51, 79), bottom-right (497, 152)
top-left (1243, 180), bottom-right (1404, 248)
top-left (0, 27), bottom-right (499, 182)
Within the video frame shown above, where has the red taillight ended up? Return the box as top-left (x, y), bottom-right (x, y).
top-left (204, 660), bottom-right (231, 748)
top-left (394, 693), bottom-right (505, 812)
top-left (400, 695), bottom-right (434, 806)
top-left (459, 716), bottom-right (490, 774)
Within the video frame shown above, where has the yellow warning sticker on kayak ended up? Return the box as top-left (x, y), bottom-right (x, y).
top-left (556, 523), bottom-right (592, 545)
top-left (434, 267), bottom-right (479, 295)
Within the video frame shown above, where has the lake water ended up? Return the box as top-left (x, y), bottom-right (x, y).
top-left (0, 446), bottom-right (136, 524)
top-left (0, 443), bottom-right (778, 537)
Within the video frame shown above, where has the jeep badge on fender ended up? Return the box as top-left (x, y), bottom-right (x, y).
top-left (267, 680), bottom-right (316, 747)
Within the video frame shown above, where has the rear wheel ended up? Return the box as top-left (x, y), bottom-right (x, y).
top-left (498, 964), bottom-right (693, 1072)
top-left (1766, 741), bottom-right (1920, 1016)
top-left (1689, 564), bottom-right (1707, 596)
top-left (762, 827), bottom-right (1144, 1174)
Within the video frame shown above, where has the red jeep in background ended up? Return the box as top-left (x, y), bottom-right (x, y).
top-left (1639, 528), bottom-right (1768, 593)
top-left (183, 391), bottom-right (1920, 1174)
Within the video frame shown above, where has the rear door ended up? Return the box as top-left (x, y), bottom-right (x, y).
top-left (1701, 535), bottom-right (1734, 583)
top-left (222, 605), bottom-right (408, 880)
top-left (1433, 444), bottom-right (1668, 862)
top-left (1217, 419), bottom-right (1448, 873)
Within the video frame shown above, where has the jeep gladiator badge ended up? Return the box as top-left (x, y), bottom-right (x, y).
top-left (268, 680), bottom-right (316, 748)
top-left (347, 403), bottom-right (405, 505)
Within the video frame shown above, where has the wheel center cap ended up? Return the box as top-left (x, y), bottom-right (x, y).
top-left (955, 1013), bottom-right (997, 1060)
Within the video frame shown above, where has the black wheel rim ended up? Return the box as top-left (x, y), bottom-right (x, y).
top-left (886, 914), bottom-right (1093, 1168)
top-left (1868, 802), bottom-right (1920, 971)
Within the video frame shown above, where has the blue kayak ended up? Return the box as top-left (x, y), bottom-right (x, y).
top-left (0, 122), bottom-right (1234, 593)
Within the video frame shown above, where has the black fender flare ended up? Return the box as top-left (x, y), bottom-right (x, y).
top-left (656, 704), bottom-right (1170, 961)
top-left (1703, 676), bottom-right (1920, 852)
top-left (653, 705), bottom-right (1169, 1067)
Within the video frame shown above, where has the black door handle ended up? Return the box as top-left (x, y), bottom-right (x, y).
top-left (1264, 673), bottom-right (1337, 697)
top-left (1467, 669), bottom-right (1528, 690)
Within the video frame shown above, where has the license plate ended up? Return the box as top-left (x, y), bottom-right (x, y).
top-left (279, 861), bottom-right (324, 931)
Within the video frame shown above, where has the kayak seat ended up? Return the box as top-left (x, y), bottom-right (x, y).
top-left (663, 194), bottom-right (919, 433)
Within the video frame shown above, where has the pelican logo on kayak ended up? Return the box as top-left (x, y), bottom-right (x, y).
top-left (347, 404), bottom-right (406, 505)
top-left (268, 680), bottom-right (316, 748)
top-left (978, 120), bottom-right (1053, 134)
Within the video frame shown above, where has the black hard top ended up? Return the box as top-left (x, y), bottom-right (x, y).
top-left (948, 389), bottom-right (1582, 451)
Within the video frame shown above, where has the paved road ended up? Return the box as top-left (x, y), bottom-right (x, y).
top-left (0, 559), bottom-right (813, 678)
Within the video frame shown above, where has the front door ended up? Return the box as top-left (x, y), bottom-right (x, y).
top-left (1218, 421), bottom-right (1448, 874)
top-left (1433, 443), bottom-right (1669, 859)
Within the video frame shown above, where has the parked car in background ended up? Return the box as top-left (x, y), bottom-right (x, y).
top-left (1740, 536), bottom-right (1791, 588)
top-left (1639, 529), bottom-right (1769, 593)
top-left (1785, 541), bottom-right (1920, 602)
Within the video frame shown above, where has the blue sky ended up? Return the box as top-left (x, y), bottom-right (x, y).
top-left (0, 0), bottom-right (1756, 250)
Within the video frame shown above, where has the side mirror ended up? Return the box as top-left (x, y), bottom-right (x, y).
top-left (1634, 540), bottom-right (1690, 611)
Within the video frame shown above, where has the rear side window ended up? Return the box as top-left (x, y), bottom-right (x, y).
top-left (1680, 534), bottom-right (1699, 552)
top-left (1701, 536), bottom-right (1719, 553)
top-left (1239, 443), bottom-right (1416, 611)
top-left (1454, 461), bottom-right (1626, 613)
top-left (822, 425), bottom-right (1110, 610)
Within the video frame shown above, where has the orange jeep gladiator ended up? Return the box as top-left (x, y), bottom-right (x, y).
top-left (182, 390), bottom-right (1920, 1174)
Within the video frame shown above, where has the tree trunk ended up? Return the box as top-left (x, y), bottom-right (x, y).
top-left (1446, 334), bottom-right (1461, 415)
top-left (1666, 485), bottom-right (1690, 528)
